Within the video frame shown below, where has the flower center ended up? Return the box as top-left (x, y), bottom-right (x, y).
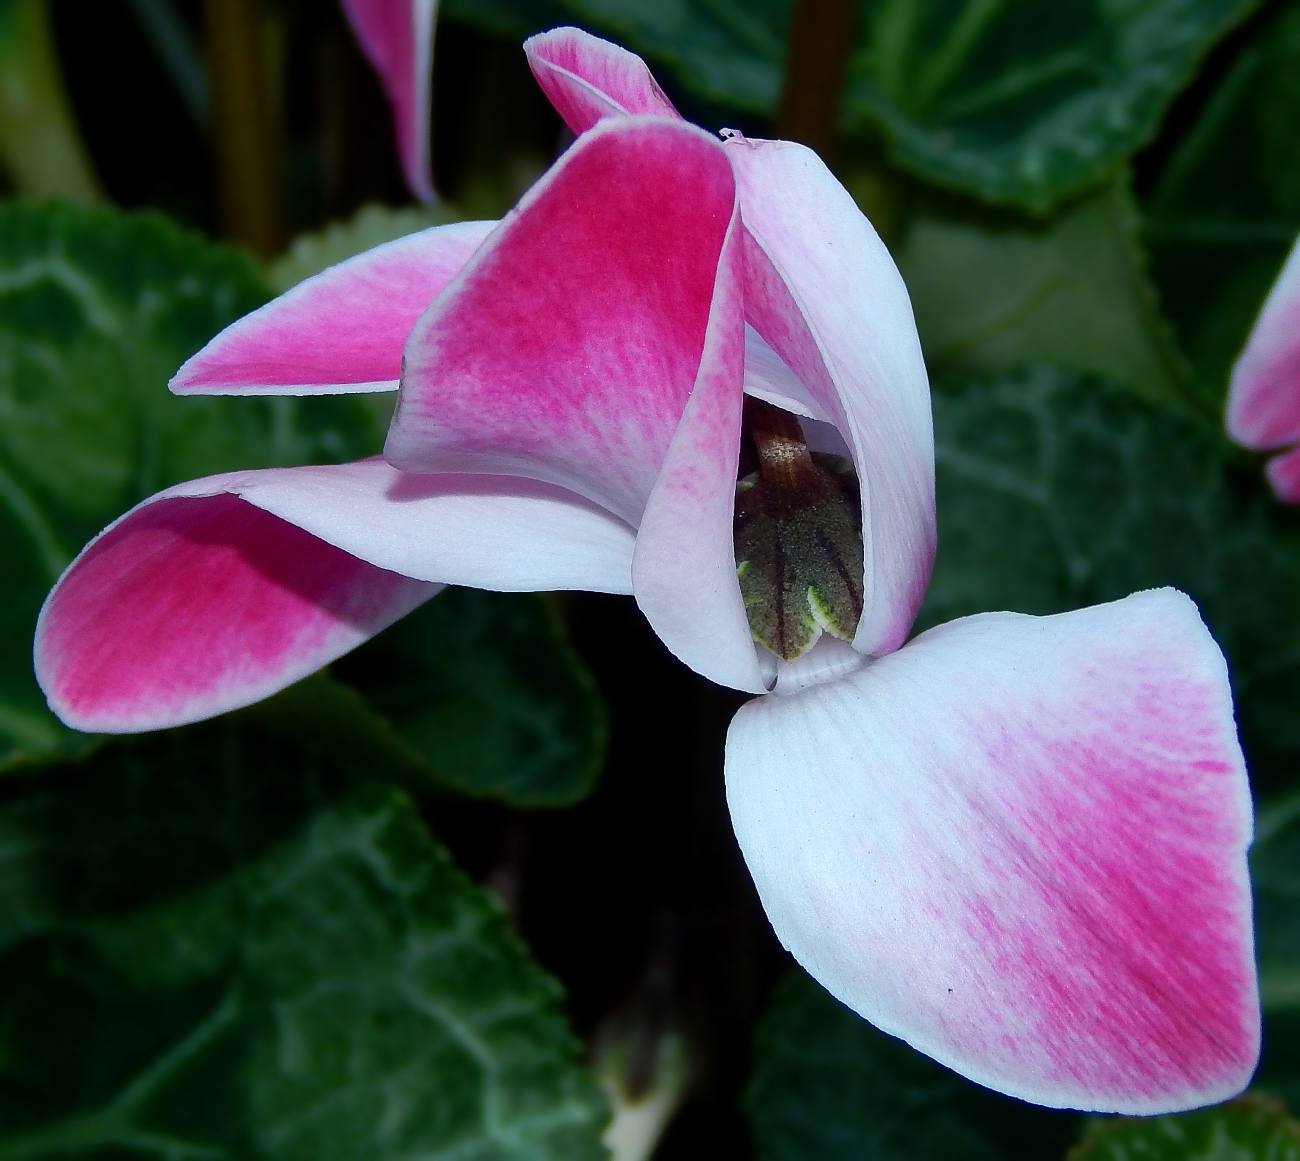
top-left (733, 398), bottom-right (865, 661)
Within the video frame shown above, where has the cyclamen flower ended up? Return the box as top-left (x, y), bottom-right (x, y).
top-left (1227, 233), bottom-right (1300, 500)
top-left (35, 29), bottom-right (1258, 1115)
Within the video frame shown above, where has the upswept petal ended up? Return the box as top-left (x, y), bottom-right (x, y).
top-left (172, 221), bottom-right (494, 395)
top-left (632, 206), bottom-right (765, 693)
top-left (36, 459), bottom-right (636, 733)
top-left (726, 589), bottom-right (1258, 1113)
top-left (341, 0), bottom-right (438, 202)
top-left (1226, 236), bottom-right (1300, 488)
top-left (388, 116), bottom-right (737, 526)
top-left (524, 26), bottom-right (680, 135)
top-left (727, 136), bottom-right (935, 659)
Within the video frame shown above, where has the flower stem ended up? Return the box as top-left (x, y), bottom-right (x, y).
top-left (0, 0), bottom-right (103, 202)
top-left (203, 0), bottom-right (282, 257)
top-left (774, 0), bottom-right (859, 161)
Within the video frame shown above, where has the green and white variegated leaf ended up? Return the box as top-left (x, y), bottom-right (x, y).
top-left (0, 203), bottom-right (385, 770)
top-left (334, 589), bottom-right (608, 808)
top-left (0, 715), bottom-right (610, 1158)
top-left (746, 969), bottom-right (1081, 1161)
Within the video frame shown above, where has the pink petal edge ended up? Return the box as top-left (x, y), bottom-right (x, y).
top-left (1227, 235), bottom-right (1300, 498)
top-left (341, 0), bottom-right (438, 203)
top-left (387, 116), bottom-right (736, 527)
top-left (36, 458), bottom-right (636, 733)
top-left (172, 221), bottom-right (494, 395)
top-left (726, 588), bottom-right (1258, 1113)
top-left (523, 26), bottom-right (681, 135)
top-left (36, 492), bottom-right (435, 733)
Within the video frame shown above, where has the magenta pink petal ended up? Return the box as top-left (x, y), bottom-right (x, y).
top-left (36, 456), bottom-right (638, 732)
top-left (727, 589), bottom-right (1258, 1112)
top-left (1227, 236), bottom-right (1300, 497)
top-left (727, 136), bottom-right (935, 658)
top-left (341, 0), bottom-right (437, 202)
top-left (524, 26), bottom-right (681, 135)
top-left (36, 493), bottom-right (434, 733)
top-left (631, 205), bottom-right (765, 693)
top-left (172, 221), bottom-right (493, 395)
top-left (388, 116), bottom-right (737, 526)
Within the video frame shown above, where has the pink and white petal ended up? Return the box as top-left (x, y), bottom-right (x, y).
top-left (172, 221), bottom-right (493, 395)
top-left (35, 457), bottom-right (636, 733)
top-left (743, 325), bottom-right (831, 422)
top-left (1265, 443), bottom-right (1300, 503)
top-left (1227, 234), bottom-right (1300, 456)
top-left (727, 136), bottom-right (935, 659)
top-left (388, 116), bottom-right (736, 526)
top-left (193, 458), bottom-right (636, 593)
top-left (35, 494), bottom-right (435, 734)
top-left (524, 26), bottom-right (681, 135)
top-left (341, 0), bottom-right (437, 202)
top-left (632, 210), bottom-right (765, 694)
top-left (726, 588), bottom-right (1258, 1113)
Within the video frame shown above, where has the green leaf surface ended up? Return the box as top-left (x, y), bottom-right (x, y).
top-left (746, 970), bottom-right (1081, 1161)
top-left (851, 0), bottom-right (1259, 212)
top-left (1248, 795), bottom-right (1300, 1013)
top-left (441, 0), bottom-right (572, 41)
top-left (0, 714), bottom-right (609, 1158)
top-left (445, 0), bottom-right (1257, 212)
top-left (0, 202), bottom-right (385, 769)
top-left (333, 589), bottom-right (607, 807)
top-left (895, 179), bottom-right (1193, 410)
top-left (1145, 0), bottom-right (1300, 407)
top-left (266, 202), bottom-right (465, 294)
top-left (922, 364), bottom-right (1300, 795)
top-left (1067, 1096), bottom-right (1300, 1160)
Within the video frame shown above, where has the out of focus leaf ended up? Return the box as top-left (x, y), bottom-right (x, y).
top-left (850, 0), bottom-right (1258, 212)
top-left (0, 715), bottom-right (609, 1158)
top-left (446, 0), bottom-right (1257, 213)
top-left (1066, 1096), bottom-right (1300, 1159)
top-left (895, 179), bottom-right (1192, 410)
top-left (1252, 793), bottom-right (1300, 1014)
top-left (1145, 0), bottom-right (1300, 406)
top-left (921, 364), bottom-right (1300, 793)
top-left (333, 589), bottom-right (607, 807)
top-left (441, 0), bottom-right (570, 40)
top-left (0, 0), bottom-right (102, 201)
top-left (745, 969), bottom-right (1081, 1161)
top-left (0, 202), bottom-right (384, 769)
top-left (266, 201), bottom-right (467, 293)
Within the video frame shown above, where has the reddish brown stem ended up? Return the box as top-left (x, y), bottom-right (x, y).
top-left (774, 0), bottom-right (859, 161)
top-left (746, 396), bottom-right (813, 490)
top-left (204, 0), bottom-right (282, 257)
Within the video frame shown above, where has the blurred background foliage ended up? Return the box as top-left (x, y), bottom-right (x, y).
top-left (0, 0), bottom-right (1299, 1157)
